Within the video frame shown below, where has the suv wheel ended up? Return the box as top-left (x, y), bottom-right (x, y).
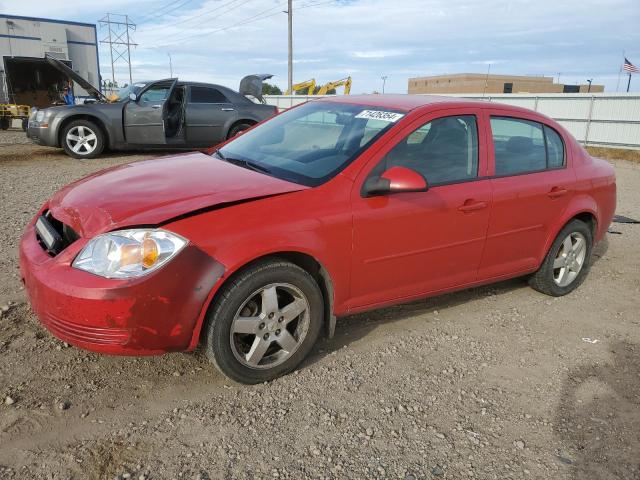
top-left (529, 219), bottom-right (593, 296)
top-left (62, 120), bottom-right (105, 159)
top-left (205, 259), bottom-right (323, 384)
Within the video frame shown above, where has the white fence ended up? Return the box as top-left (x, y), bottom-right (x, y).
top-left (264, 93), bottom-right (640, 150)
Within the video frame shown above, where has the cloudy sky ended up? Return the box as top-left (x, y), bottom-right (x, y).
top-left (3, 0), bottom-right (640, 93)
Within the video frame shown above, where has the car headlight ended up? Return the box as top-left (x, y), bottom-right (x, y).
top-left (35, 110), bottom-right (45, 122)
top-left (72, 229), bottom-right (188, 279)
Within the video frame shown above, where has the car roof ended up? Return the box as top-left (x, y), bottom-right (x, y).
top-left (317, 94), bottom-right (538, 116)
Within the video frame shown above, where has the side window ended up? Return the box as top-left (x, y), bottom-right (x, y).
top-left (190, 86), bottom-right (228, 104)
top-left (139, 86), bottom-right (170, 103)
top-left (544, 125), bottom-right (565, 169)
top-left (490, 117), bottom-right (546, 175)
top-left (374, 115), bottom-right (478, 186)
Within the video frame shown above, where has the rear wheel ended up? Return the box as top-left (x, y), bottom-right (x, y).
top-left (227, 122), bottom-right (253, 139)
top-left (529, 219), bottom-right (592, 296)
top-left (61, 120), bottom-right (105, 159)
top-left (204, 259), bottom-right (323, 384)
top-left (0, 117), bottom-right (10, 130)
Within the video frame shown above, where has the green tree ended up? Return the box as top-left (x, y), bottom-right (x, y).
top-left (262, 83), bottom-right (283, 95)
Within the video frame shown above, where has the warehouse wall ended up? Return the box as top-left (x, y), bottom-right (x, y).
top-left (0, 14), bottom-right (99, 101)
top-left (264, 93), bottom-right (640, 150)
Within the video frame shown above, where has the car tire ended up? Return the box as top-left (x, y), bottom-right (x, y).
top-left (61, 120), bottom-right (105, 159)
top-left (227, 122), bottom-right (253, 139)
top-left (204, 259), bottom-right (324, 384)
top-left (529, 219), bottom-right (593, 296)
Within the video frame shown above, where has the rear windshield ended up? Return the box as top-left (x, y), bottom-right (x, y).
top-left (216, 101), bottom-right (404, 186)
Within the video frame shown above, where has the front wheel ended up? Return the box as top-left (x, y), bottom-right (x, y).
top-left (61, 120), bottom-right (105, 159)
top-left (529, 219), bottom-right (593, 296)
top-left (204, 260), bottom-right (324, 384)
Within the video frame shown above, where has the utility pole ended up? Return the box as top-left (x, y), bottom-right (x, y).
top-left (167, 52), bottom-right (173, 78)
top-left (99, 14), bottom-right (137, 87)
top-left (381, 75), bottom-right (387, 93)
top-left (586, 78), bottom-right (593, 93)
top-left (482, 63), bottom-right (492, 97)
top-left (287, 0), bottom-right (293, 94)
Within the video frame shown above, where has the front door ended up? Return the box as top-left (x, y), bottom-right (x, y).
top-left (124, 79), bottom-right (177, 144)
top-left (349, 110), bottom-right (491, 310)
top-left (477, 111), bottom-right (575, 279)
top-left (185, 85), bottom-right (238, 146)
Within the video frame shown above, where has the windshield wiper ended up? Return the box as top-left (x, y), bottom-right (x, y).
top-left (215, 150), bottom-right (272, 175)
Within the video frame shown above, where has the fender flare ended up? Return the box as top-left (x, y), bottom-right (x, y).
top-left (539, 194), bottom-right (599, 265)
top-left (187, 245), bottom-right (339, 350)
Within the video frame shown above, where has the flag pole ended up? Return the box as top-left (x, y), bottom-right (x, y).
top-left (616, 50), bottom-right (624, 92)
top-left (627, 73), bottom-right (632, 93)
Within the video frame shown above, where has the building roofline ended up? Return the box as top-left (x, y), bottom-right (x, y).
top-left (0, 13), bottom-right (96, 29)
top-left (409, 72), bottom-right (554, 80)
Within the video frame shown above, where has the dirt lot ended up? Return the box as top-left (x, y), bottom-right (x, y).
top-left (0, 130), bottom-right (639, 480)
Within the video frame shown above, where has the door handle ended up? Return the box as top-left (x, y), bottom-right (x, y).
top-left (221, 107), bottom-right (235, 111)
top-left (151, 104), bottom-right (162, 109)
top-left (458, 200), bottom-right (488, 213)
top-left (547, 187), bottom-right (568, 198)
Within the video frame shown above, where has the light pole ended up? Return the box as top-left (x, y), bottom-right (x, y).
top-left (287, 0), bottom-right (293, 95)
top-left (586, 78), bottom-right (593, 93)
top-left (381, 75), bottom-right (388, 93)
top-left (167, 52), bottom-right (173, 78)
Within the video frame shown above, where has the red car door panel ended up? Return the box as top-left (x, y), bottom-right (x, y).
top-left (477, 109), bottom-right (575, 280)
top-left (349, 108), bottom-right (491, 310)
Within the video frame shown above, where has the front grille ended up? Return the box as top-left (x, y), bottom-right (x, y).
top-left (35, 211), bottom-right (79, 256)
top-left (43, 311), bottom-right (130, 346)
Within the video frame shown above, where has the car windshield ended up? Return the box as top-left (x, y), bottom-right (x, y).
top-left (216, 101), bottom-right (404, 186)
top-left (112, 83), bottom-right (148, 102)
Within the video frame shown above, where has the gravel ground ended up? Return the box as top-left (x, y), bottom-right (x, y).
top-left (0, 130), bottom-right (639, 480)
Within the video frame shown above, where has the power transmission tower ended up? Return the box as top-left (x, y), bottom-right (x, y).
top-left (99, 13), bottom-right (137, 86)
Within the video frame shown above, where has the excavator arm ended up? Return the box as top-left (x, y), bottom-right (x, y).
top-left (285, 79), bottom-right (317, 95)
top-left (317, 76), bottom-right (352, 95)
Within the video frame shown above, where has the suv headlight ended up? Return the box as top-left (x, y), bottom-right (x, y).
top-left (72, 229), bottom-right (188, 279)
top-left (35, 110), bottom-right (45, 122)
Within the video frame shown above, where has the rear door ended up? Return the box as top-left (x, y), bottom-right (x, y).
top-left (185, 85), bottom-right (237, 146)
top-left (477, 109), bottom-right (575, 279)
top-left (124, 79), bottom-right (177, 144)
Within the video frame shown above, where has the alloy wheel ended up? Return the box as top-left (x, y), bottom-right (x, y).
top-left (229, 283), bottom-right (310, 369)
top-left (552, 232), bottom-right (587, 287)
top-left (66, 125), bottom-right (98, 155)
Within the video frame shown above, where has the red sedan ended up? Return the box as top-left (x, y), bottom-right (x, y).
top-left (20, 95), bottom-right (616, 383)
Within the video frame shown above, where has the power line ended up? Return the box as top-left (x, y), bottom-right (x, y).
top-left (152, 1), bottom-right (288, 47)
top-left (136, 0), bottom-right (197, 24)
top-left (152, 0), bottom-right (334, 48)
top-left (139, 0), bottom-right (252, 31)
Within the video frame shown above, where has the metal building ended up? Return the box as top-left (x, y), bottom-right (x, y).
top-left (0, 14), bottom-right (100, 106)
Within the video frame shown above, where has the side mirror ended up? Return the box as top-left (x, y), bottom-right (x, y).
top-left (362, 166), bottom-right (428, 197)
top-left (129, 93), bottom-right (137, 101)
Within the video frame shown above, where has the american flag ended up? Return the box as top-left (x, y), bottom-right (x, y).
top-left (623, 58), bottom-right (639, 74)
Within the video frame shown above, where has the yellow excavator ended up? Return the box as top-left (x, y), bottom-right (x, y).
top-left (285, 78), bottom-right (317, 95)
top-left (317, 76), bottom-right (352, 95)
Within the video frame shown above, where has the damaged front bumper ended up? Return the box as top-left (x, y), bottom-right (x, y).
top-left (19, 220), bottom-right (225, 355)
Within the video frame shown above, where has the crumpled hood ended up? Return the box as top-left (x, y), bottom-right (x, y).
top-left (48, 152), bottom-right (307, 238)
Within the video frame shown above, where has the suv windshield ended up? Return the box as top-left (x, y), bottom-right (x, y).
top-left (216, 101), bottom-right (404, 186)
